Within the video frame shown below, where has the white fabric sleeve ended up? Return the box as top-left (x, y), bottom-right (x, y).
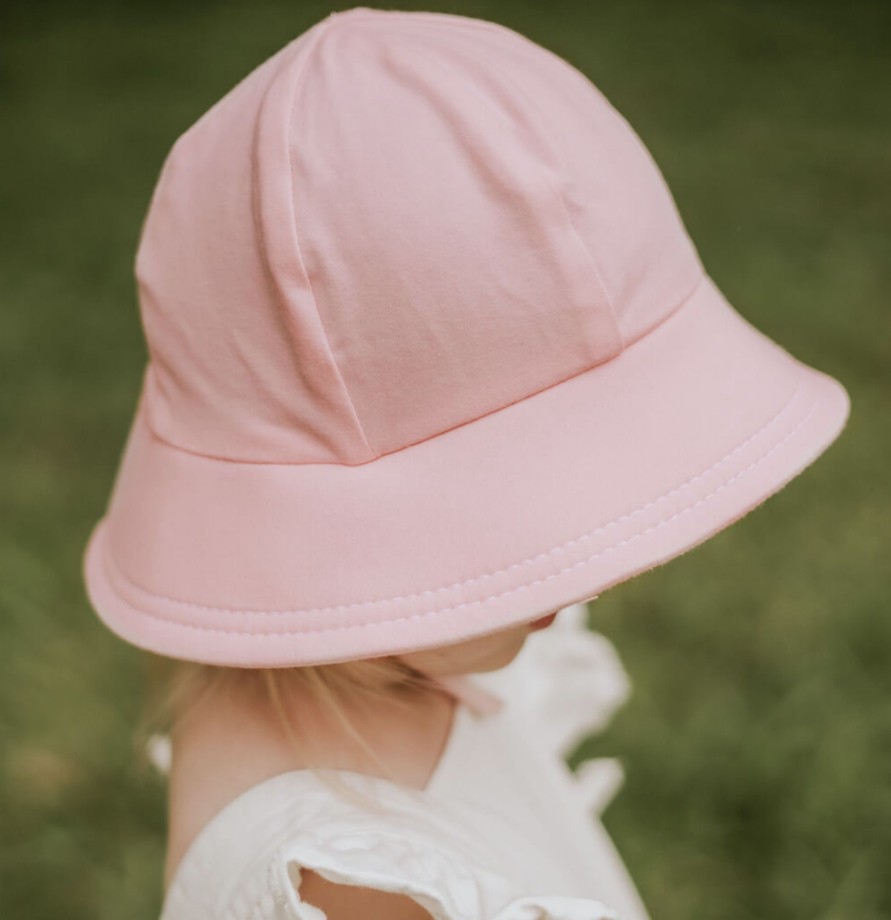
top-left (276, 827), bottom-right (621, 920)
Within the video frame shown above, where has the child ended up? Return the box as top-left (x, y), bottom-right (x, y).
top-left (81, 7), bottom-right (850, 919)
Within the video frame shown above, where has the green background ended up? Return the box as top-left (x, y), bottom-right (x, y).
top-left (1, 1), bottom-right (888, 918)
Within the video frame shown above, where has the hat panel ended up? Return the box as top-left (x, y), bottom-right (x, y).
top-left (135, 24), bottom-right (372, 465)
top-left (425, 13), bottom-right (706, 343)
top-left (290, 20), bottom-right (623, 456)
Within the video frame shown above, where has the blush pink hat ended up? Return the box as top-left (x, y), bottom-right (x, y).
top-left (82, 6), bottom-right (850, 667)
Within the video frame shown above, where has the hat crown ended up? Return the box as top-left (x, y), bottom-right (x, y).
top-left (134, 7), bottom-right (703, 464)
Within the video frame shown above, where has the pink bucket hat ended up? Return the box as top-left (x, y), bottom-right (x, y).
top-left (82, 6), bottom-right (850, 667)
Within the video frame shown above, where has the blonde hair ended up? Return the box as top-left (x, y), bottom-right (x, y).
top-left (135, 652), bottom-right (445, 809)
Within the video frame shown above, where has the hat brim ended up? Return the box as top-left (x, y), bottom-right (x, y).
top-left (83, 274), bottom-right (849, 667)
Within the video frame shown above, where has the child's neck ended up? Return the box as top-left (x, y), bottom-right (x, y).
top-left (162, 678), bottom-right (459, 891)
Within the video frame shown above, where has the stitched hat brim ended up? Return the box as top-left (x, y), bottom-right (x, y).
top-left (82, 273), bottom-right (850, 667)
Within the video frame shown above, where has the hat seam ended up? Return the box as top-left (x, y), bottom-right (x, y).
top-left (99, 374), bottom-right (817, 630)
top-left (279, 13), bottom-right (377, 462)
top-left (422, 14), bottom-right (624, 349)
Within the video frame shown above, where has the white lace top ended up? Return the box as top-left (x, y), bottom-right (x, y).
top-left (156, 604), bottom-right (651, 920)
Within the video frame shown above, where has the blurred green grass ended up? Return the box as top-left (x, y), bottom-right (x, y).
top-left (1, 0), bottom-right (888, 918)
